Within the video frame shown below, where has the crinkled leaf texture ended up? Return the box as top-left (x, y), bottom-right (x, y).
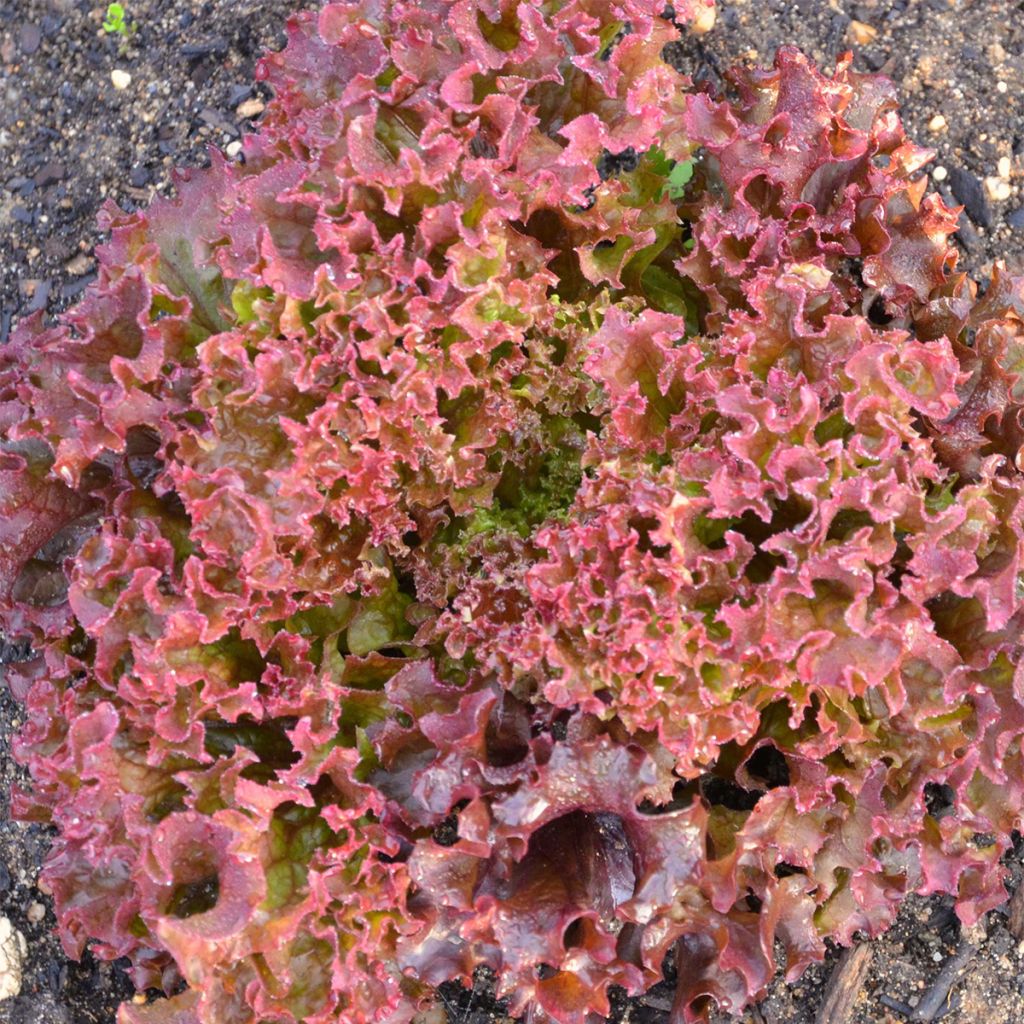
top-left (2, 1), bottom-right (1024, 1023)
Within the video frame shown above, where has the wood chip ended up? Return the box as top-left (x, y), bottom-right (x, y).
top-left (815, 944), bottom-right (873, 1024)
top-left (1007, 882), bottom-right (1024, 940)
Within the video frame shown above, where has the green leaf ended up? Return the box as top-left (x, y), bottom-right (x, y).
top-left (622, 223), bottom-right (677, 293)
top-left (666, 159), bottom-right (694, 199)
top-left (645, 147), bottom-right (695, 201)
top-left (647, 146), bottom-right (673, 177)
top-left (693, 512), bottom-right (739, 549)
top-left (641, 265), bottom-right (690, 317)
top-left (103, 3), bottom-right (128, 35)
top-left (925, 474), bottom-right (959, 515)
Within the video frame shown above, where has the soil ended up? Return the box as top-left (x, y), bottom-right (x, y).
top-left (0, 2), bottom-right (1023, 1024)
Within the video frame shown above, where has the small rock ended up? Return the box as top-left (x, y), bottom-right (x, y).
top-left (4, 176), bottom-right (28, 192)
top-left (33, 161), bottom-right (64, 187)
top-left (988, 42), bottom-right (1008, 63)
top-left (25, 280), bottom-right (51, 314)
top-left (25, 902), bottom-right (45, 925)
top-left (18, 22), bottom-right (41, 56)
top-left (128, 165), bottom-right (150, 187)
top-left (110, 69), bottom-right (132, 90)
top-left (961, 44), bottom-right (984, 66)
top-left (198, 107), bottom-right (238, 135)
top-left (1006, 207), bottom-right (1024, 231)
top-left (848, 19), bottom-right (877, 45)
top-left (956, 213), bottom-right (982, 251)
top-left (998, 155), bottom-right (1012, 179)
top-left (181, 37), bottom-right (229, 59)
top-left (933, 166), bottom-right (948, 181)
top-left (65, 254), bottom-right (94, 276)
top-left (928, 113), bottom-right (947, 133)
top-left (690, 4), bottom-right (715, 34)
top-left (985, 176), bottom-right (1012, 202)
top-left (61, 275), bottom-right (96, 301)
top-left (997, 80), bottom-right (1008, 94)
top-left (225, 140), bottom-right (242, 158)
top-left (0, 917), bottom-right (27, 1000)
top-left (227, 83), bottom-right (253, 106)
top-left (948, 167), bottom-right (993, 228)
top-left (236, 97), bottom-right (265, 119)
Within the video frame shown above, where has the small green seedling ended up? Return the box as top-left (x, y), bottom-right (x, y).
top-left (648, 146), bottom-right (696, 201)
top-left (664, 158), bottom-right (695, 199)
top-left (103, 3), bottom-right (130, 38)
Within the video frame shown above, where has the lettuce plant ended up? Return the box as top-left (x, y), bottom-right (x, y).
top-left (3, 1), bottom-right (1024, 1022)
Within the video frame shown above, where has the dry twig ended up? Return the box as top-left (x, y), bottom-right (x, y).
top-left (908, 938), bottom-right (977, 1023)
top-left (1007, 882), bottom-right (1024, 941)
top-left (815, 944), bottom-right (873, 1024)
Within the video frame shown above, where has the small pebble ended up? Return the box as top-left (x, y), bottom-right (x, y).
top-left (848, 19), bottom-right (877, 44)
top-left (997, 80), bottom-right (1008, 94)
top-left (691, 4), bottom-right (716, 33)
top-left (110, 69), bottom-right (132, 91)
top-left (236, 97), bottom-right (265, 119)
top-left (25, 902), bottom-right (45, 925)
top-left (0, 917), bottom-right (26, 1000)
top-left (227, 84), bottom-right (252, 105)
top-left (65, 253), bottom-right (93, 276)
top-left (1006, 207), bottom-right (1024, 230)
top-left (933, 165), bottom-right (948, 181)
top-left (998, 156), bottom-right (1012, 179)
top-left (226, 140), bottom-right (242, 158)
top-left (928, 114), bottom-right (947, 133)
top-left (33, 161), bottom-right (64, 187)
top-left (985, 176), bottom-right (1012, 202)
top-left (948, 166), bottom-right (994, 228)
top-left (18, 23), bottom-right (42, 56)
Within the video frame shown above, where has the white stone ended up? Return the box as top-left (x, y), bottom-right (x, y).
top-left (691, 3), bottom-right (716, 34)
top-left (236, 98), bottom-right (265, 119)
top-left (932, 166), bottom-right (948, 181)
top-left (985, 176), bottom-right (1012, 202)
top-left (110, 69), bottom-right (132, 90)
top-left (0, 918), bottom-right (27, 1001)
